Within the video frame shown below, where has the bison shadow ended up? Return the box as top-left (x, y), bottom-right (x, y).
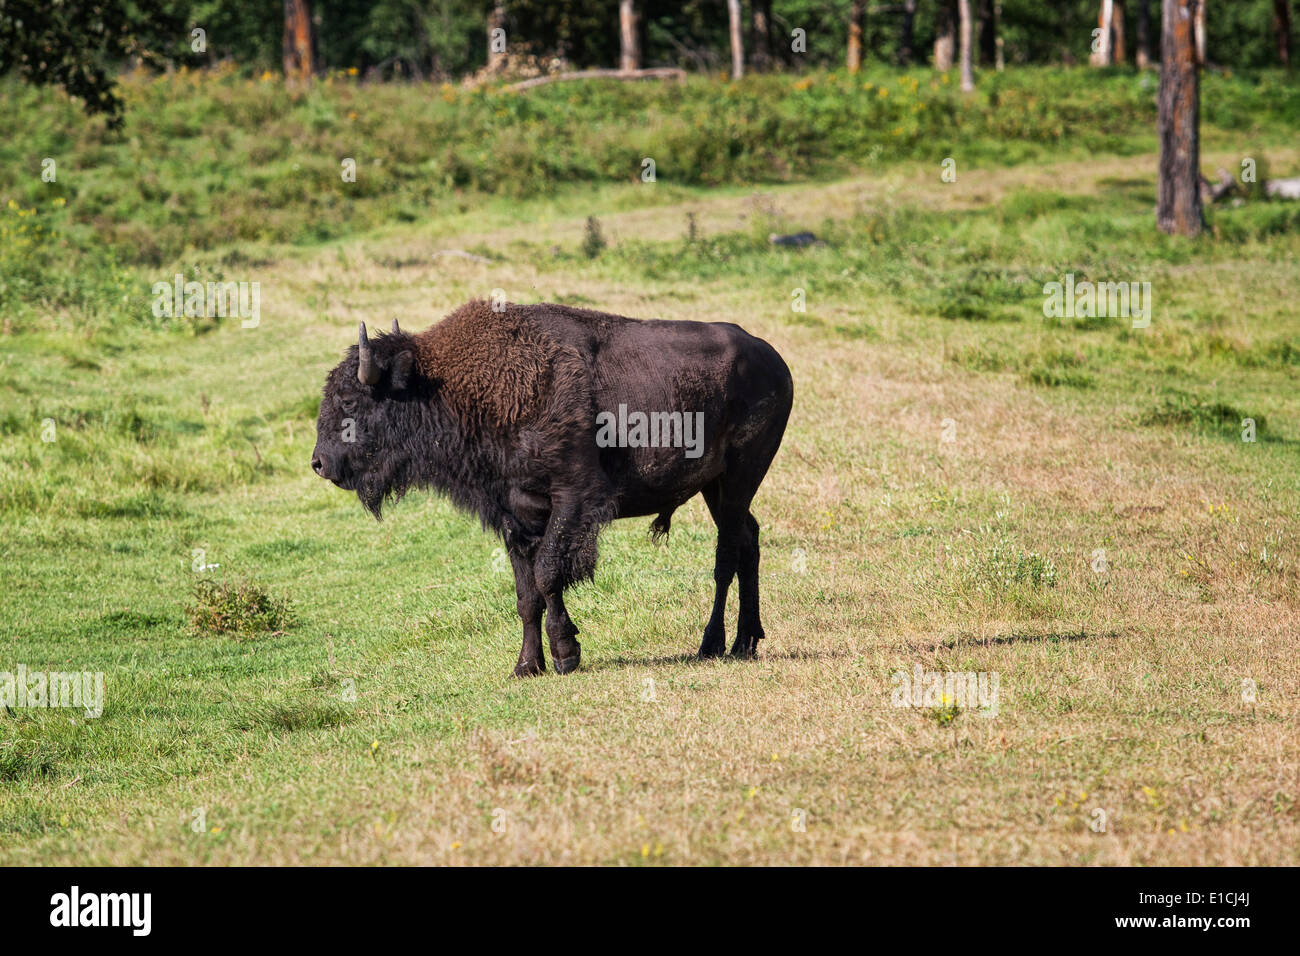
top-left (923, 628), bottom-right (1121, 651)
top-left (588, 644), bottom-right (857, 672)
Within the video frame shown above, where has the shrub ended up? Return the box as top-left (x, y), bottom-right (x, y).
top-left (963, 537), bottom-right (1060, 595)
top-left (186, 578), bottom-right (294, 636)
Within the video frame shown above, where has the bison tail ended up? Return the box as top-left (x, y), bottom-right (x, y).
top-left (649, 510), bottom-right (673, 543)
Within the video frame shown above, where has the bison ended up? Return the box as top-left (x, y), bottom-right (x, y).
top-left (311, 300), bottom-right (793, 676)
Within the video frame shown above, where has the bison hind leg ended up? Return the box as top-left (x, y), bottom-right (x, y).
top-left (697, 482), bottom-right (741, 659)
top-left (730, 511), bottom-right (764, 658)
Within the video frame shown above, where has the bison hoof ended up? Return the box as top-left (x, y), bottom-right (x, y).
top-left (729, 635), bottom-right (760, 659)
top-left (698, 629), bottom-right (726, 659)
top-left (513, 658), bottom-right (545, 678)
top-left (553, 648), bottom-right (581, 675)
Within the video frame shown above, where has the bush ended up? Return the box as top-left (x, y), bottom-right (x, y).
top-left (1139, 395), bottom-right (1264, 437)
top-left (186, 577), bottom-right (295, 637)
top-left (963, 538), bottom-right (1060, 594)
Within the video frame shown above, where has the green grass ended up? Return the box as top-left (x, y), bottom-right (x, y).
top-left (1, 67), bottom-right (1299, 863)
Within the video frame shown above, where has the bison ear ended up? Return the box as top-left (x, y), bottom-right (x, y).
top-left (390, 350), bottom-right (415, 391)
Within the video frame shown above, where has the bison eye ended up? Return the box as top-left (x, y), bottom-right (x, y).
top-left (339, 396), bottom-right (357, 414)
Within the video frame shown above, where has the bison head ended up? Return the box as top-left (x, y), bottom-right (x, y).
top-left (312, 320), bottom-right (419, 518)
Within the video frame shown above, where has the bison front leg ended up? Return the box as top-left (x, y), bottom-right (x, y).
top-left (533, 493), bottom-right (600, 675)
top-left (508, 545), bottom-right (546, 677)
top-left (541, 590), bottom-right (581, 675)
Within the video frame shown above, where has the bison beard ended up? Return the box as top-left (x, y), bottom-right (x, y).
top-left (357, 453), bottom-right (409, 519)
top-left (312, 300), bottom-right (793, 676)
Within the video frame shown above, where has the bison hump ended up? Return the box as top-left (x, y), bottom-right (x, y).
top-left (418, 300), bottom-right (589, 431)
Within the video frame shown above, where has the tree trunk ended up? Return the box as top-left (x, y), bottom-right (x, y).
top-left (1091, 0), bottom-right (1114, 65)
top-left (1136, 0), bottom-right (1152, 67)
top-left (728, 0), bottom-right (744, 80)
top-left (1157, 0), bottom-right (1203, 237)
top-left (752, 0), bottom-right (773, 72)
top-left (282, 0), bottom-right (315, 81)
top-left (958, 0), bottom-right (975, 91)
top-left (488, 3), bottom-right (506, 72)
top-left (848, 1), bottom-right (865, 73)
top-left (996, 1), bottom-right (1005, 69)
top-left (619, 0), bottom-right (639, 72)
top-left (1277, 0), bottom-right (1292, 66)
top-left (1194, 0), bottom-right (1205, 65)
top-left (1113, 1), bottom-right (1127, 63)
top-left (978, 0), bottom-right (996, 67)
top-left (899, 0), bottom-right (918, 65)
top-left (935, 0), bottom-right (956, 71)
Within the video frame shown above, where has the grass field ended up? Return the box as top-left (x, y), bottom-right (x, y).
top-left (2, 69), bottom-right (1299, 864)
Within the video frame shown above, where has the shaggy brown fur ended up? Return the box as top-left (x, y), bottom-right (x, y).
top-left (415, 300), bottom-right (569, 429)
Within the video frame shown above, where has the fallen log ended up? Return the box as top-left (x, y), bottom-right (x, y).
top-left (502, 67), bottom-right (686, 93)
top-left (1263, 176), bottom-right (1300, 200)
top-left (769, 232), bottom-right (825, 248)
top-left (431, 249), bottom-right (494, 264)
top-left (1199, 168), bottom-right (1236, 204)
top-left (1201, 170), bottom-right (1300, 204)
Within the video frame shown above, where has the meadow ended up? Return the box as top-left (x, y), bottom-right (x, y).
top-left (1, 66), bottom-right (1298, 864)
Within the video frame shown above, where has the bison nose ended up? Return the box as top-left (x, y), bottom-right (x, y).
top-left (312, 455), bottom-right (326, 476)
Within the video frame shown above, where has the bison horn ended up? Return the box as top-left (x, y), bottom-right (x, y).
top-left (357, 322), bottom-right (382, 386)
top-left (391, 318), bottom-right (401, 334)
